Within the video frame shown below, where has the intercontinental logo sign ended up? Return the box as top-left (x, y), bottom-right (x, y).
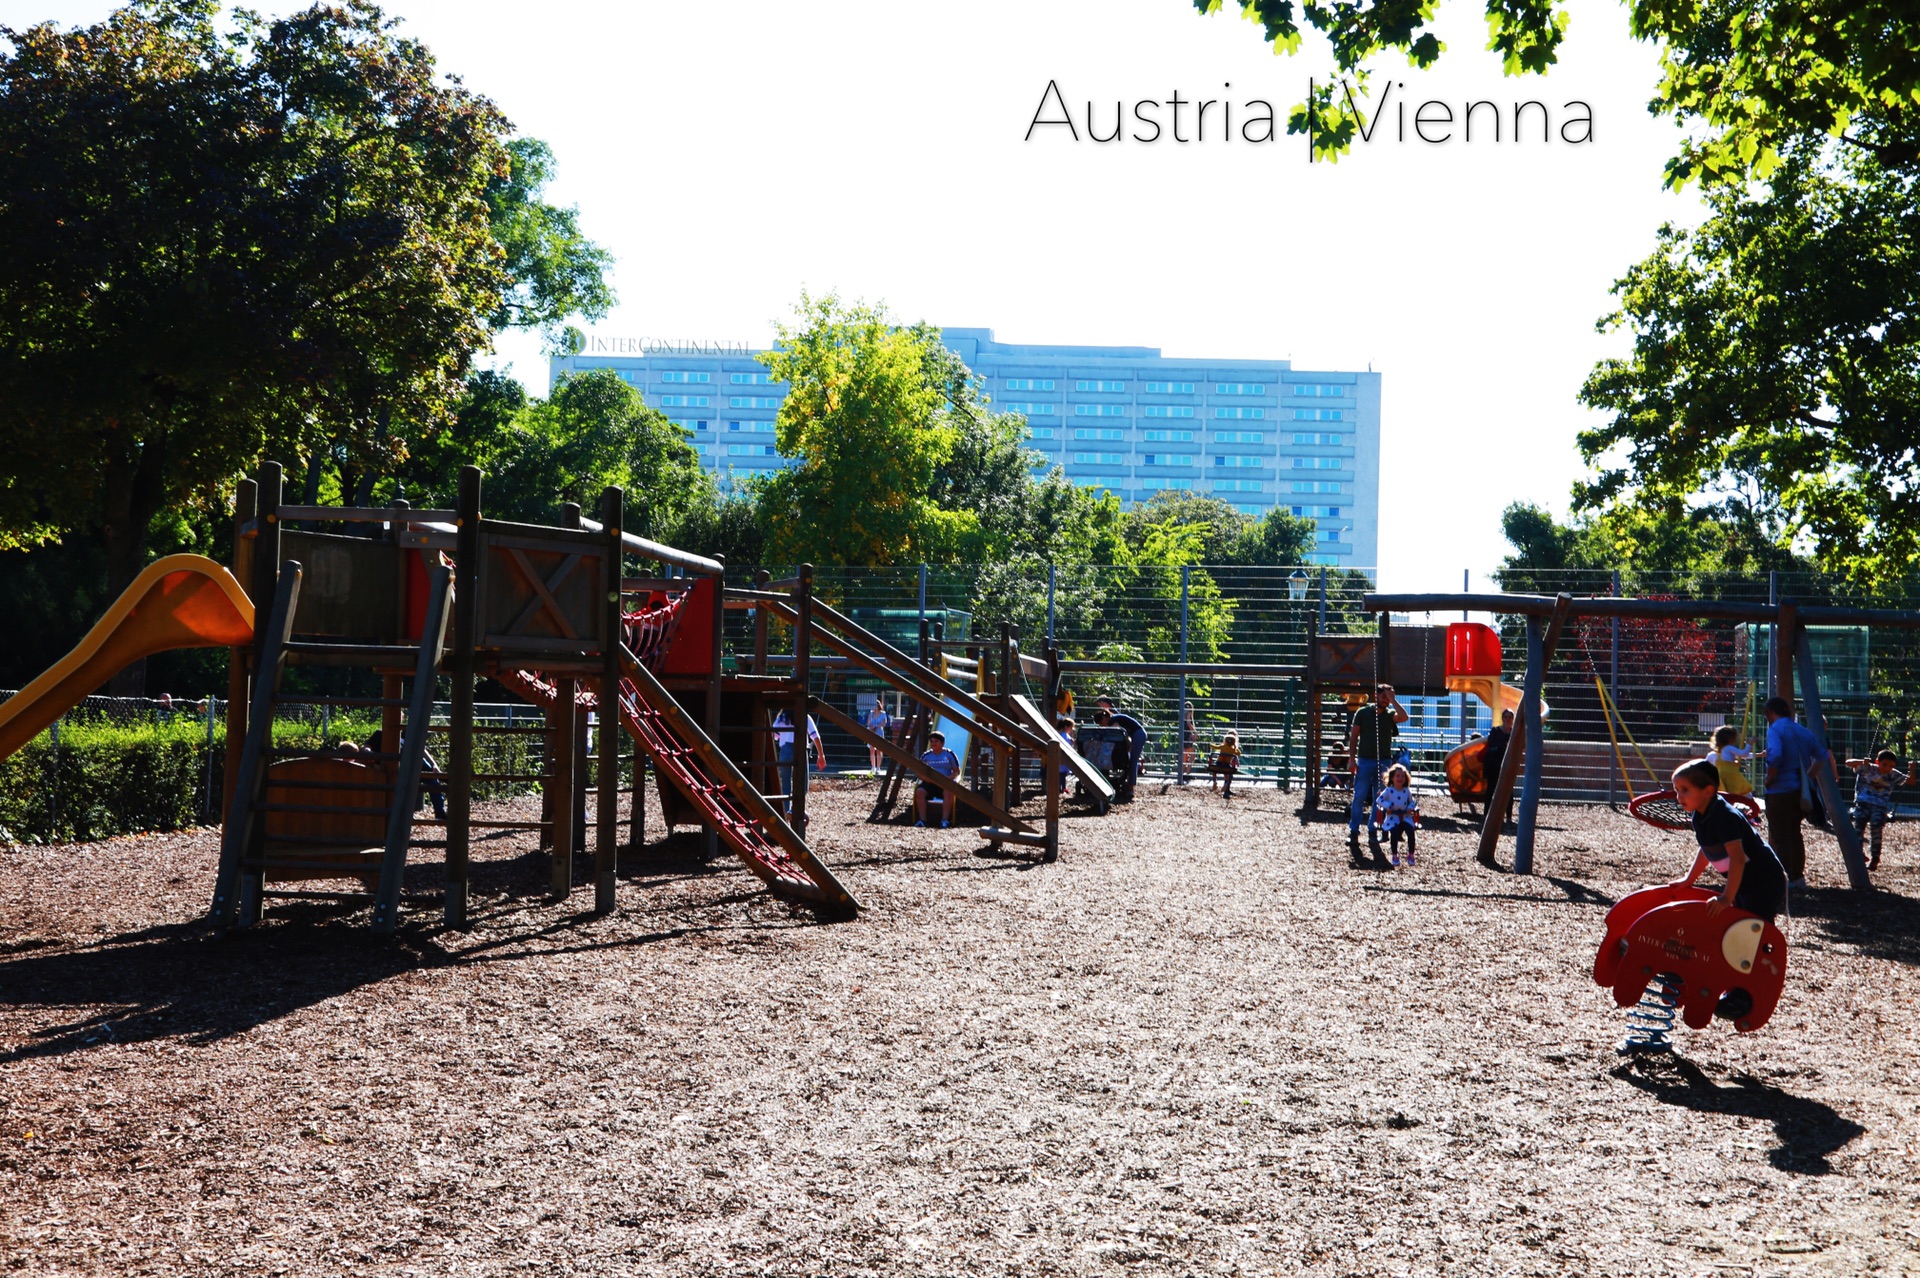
top-left (566, 332), bottom-right (754, 356)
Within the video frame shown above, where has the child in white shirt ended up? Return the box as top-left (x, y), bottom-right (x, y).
top-left (1373, 763), bottom-right (1421, 866)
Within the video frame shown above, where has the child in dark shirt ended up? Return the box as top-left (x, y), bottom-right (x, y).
top-left (1670, 758), bottom-right (1789, 923)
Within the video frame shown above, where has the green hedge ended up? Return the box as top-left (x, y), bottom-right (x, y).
top-left (0, 712), bottom-right (544, 845)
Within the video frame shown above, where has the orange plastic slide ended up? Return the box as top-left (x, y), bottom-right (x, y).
top-left (0, 554), bottom-right (254, 761)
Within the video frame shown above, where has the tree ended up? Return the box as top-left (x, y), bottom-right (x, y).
top-left (0, 1), bottom-right (510, 661)
top-left (1575, 145), bottom-right (1920, 582)
top-left (1124, 491), bottom-right (1247, 562)
top-left (1227, 507), bottom-right (1318, 566)
top-left (1189, 0), bottom-right (1920, 186)
top-left (486, 138), bottom-right (615, 344)
top-left (756, 293), bottom-right (977, 565)
top-left (485, 369), bottom-right (712, 531)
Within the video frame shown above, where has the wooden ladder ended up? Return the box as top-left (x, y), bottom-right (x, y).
top-left (210, 561), bottom-right (453, 932)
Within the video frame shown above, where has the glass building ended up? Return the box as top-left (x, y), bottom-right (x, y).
top-left (549, 327), bottom-right (1380, 566)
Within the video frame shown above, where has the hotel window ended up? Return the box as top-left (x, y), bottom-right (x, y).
top-left (1027, 426), bottom-right (1057, 439)
top-left (1073, 428), bottom-right (1125, 440)
top-left (1215, 383), bottom-right (1266, 395)
top-left (1142, 429), bottom-right (1194, 442)
top-left (727, 420), bottom-right (774, 433)
top-left (658, 395), bottom-right (709, 407)
top-left (731, 396), bottom-right (780, 408)
top-left (729, 372), bottom-right (772, 385)
top-left (1076, 380), bottom-right (1125, 392)
top-left (1144, 381), bottom-right (1195, 394)
top-left (728, 444), bottom-right (778, 457)
top-left (1214, 455), bottom-right (1264, 468)
top-left (1294, 408), bottom-right (1344, 421)
top-left (1214, 407), bottom-right (1264, 420)
top-left (1144, 405), bottom-right (1195, 418)
top-left (1004, 378), bottom-right (1056, 391)
top-left (1141, 454), bottom-right (1196, 467)
top-left (1293, 481), bottom-right (1345, 493)
top-left (659, 371), bottom-right (710, 383)
top-left (1072, 452), bottom-right (1126, 465)
top-left (1292, 457), bottom-right (1345, 470)
top-left (1137, 478), bottom-right (1194, 491)
top-left (1075, 404), bottom-right (1126, 416)
top-left (1291, 505), bottom-right (1343, 518)
top-left (1293, 432), bottom-right (1346, 445)
top-left (1074, 477), bottom-right (1117, 491)
top-left (1319, 528), bottom-right (1343, 542)
top-left (1215, 431), bottom-right (1265, 443)
top-left (1291, 383), bottom-right (1347, 397)
top-left (1233, 504), bottom-right (1264, 515)
top-left (1213, 479), bottom-right (1265, 492)
top-left (1005, 402), bottom-right (1057, 415)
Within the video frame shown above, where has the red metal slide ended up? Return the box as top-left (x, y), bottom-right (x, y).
top-left (494, 660), bottom-right (856, 915)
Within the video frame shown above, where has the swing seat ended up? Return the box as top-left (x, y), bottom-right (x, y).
top-left (1627, 789), bottom-right (1762, 832)
top-left (1592, 885), bottom-right (1788, 1033)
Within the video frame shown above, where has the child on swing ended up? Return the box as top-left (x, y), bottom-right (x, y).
top-left (1373, 763), bottom-right (1420, 866)
top-left (1207, 730), bottom-right (1242, 797)
top-left (1705, 724), bottom-right (1754, 796)
top-left (1842, 748), bottom-right (1918, 871)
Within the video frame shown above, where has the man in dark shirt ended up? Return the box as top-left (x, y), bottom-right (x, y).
top-left (1480, 708), bottom-right (1515, 827)
top-left (1096, 696), bottom-right (1150, 782)
top-left (1346, 682), bottom-right (1409, 847)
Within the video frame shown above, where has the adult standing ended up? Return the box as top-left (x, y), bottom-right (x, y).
top-left (1481, 708), bottom-right (1515, 824)
top-left (861, 697), bottom-right (892, 773)
top-left (1346, 682), bottom-right (1409, 849)
top-left (772, 708), bottom-right (826, 814)
top-left (1763, 695), bottom-right (1828, 888)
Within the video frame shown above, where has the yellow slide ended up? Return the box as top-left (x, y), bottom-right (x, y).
top-left (1445, 675), bottom-right (1549, 723)
top-left (0, 554), bottom-right (254, 761)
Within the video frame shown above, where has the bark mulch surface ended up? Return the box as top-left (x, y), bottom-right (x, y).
top-left (3, 782), bottom-right (1918, 1276)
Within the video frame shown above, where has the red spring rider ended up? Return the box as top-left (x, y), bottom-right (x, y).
top-left (1594, 758), bottom-right (1790, 1053)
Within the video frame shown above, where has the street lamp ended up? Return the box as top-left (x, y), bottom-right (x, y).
top-left (1288, 568), bottom-right (1309, 601)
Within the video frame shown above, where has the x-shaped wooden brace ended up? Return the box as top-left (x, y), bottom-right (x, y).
top-left (504, 548), bottom-right (583, 639)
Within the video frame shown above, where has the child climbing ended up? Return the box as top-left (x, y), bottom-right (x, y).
top-left (1373, 763), bottom-right (1420, 866)
top-left (1207, 730), bottom-right (1242, 797)
top-left (1671, 758), bottom-right (1789, 925)
top-left (1843, 749), bottom-right (1918, 871)
top-left (1706, 724), bottom-right (1754, 797)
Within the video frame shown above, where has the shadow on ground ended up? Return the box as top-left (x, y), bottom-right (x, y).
top-left (1787, 883), bottom-right (1920, 967)
top-left (1614, 1055), bottom-right (1865, 1174)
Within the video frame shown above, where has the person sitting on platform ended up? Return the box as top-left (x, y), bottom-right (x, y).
top-left (914, 731), bottom-right (963, 828)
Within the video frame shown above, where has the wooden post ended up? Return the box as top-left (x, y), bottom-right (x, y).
top-left (251, 462), bottom-right (283, 666)
top-left (999, 622), bottom-right (1016, 809)
top-left (551, 678), bottom-right (576, 898)
top-left (1043, 735), bottom-right (1062, 862)
top-left (703, 554), bottom-right (724, 861)
top-left (1794, 625), bottom-right (1872, 890)
top-left (752, 568), bottom-right (771, 674)
top-left (596, 486), bottom-right (623, 913)
top-left (790, 564), bottom-right (814, 831)
top-left (1485, 593), bottom-right (1571, 873)
top-left (1774, 602), bottom-right (1798, 704)
top-left (223, 478), bottom-right (257, 822)
top-left (444, 465), bottom-right (481, 928)
top-left (1304, 614), bottom-right (1321, 810)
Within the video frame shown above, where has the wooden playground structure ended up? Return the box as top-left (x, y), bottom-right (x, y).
top-left (0, 461), bottom-right (1112, 934)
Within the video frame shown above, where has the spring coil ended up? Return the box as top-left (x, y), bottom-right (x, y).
top-left (1621, 971), bottom-right (1682, 1053)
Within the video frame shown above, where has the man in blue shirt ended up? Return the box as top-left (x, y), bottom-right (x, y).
top-left (1763, 695), bottom-right (1829, 887)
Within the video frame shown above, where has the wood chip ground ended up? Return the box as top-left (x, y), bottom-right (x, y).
top-left (4, 781), bottom-right (1918, 1276)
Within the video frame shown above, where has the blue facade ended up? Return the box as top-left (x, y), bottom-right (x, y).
top-left (549, 327), bottom-right (1380, 566)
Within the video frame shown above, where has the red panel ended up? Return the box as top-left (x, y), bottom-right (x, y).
top-left (656, 577), bottom-right (715, 677)
top-left (1445, 621), bottom-right (1502, 679)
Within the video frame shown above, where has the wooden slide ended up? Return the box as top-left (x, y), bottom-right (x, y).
top-left (1008, 693), bottom-right (1115, 802)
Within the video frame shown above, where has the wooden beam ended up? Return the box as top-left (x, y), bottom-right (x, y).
top-left (1794, 626), bottom-right (1872, 890)
top-left (444, 465), bottom-right (481, 928)
top-left (596, 486), bottom-right (624, 914)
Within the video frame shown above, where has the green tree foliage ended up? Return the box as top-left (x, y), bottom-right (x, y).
top-left (1493, 500), bottom-right (1811, 596)
top-left (1576, 145), bottom-right (1920, 583)
top-left (480, 369), bottom-right (713, 532)
top-left (756, 294), bottom-right (977, 565)
top-left (487, 138), bottom-right (615, 343)
top-left (0, 0), bottom-right (511, 605)
top-left (1189, 0), bottom-right (1919, 186)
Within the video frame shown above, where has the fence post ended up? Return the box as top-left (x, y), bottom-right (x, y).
top-left (917, 562), bottom-right (928, 626)
top-left (48, 717), bottom-right (60, 840)
top-left (203, 697), bottom-right (218, 821)
top-left (1317, 565), bottom-right (1328, 630)
top-left (1281, 680), bottom-right (1294, 792)
top-left (1046, 563), bottom-right (1056, 642)
top-left (1765, 570), bottom-right (1779, 701)
top-left (1609, 568), bottom-right (1621, 806)
top-left (1459, 568), bottom-right (1470, 746)
top-left (1177, 565), bottom-right (1190, 785)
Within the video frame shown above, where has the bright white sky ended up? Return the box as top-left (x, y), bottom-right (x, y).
top-left (28, 0), bottom-right (1700, 590)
